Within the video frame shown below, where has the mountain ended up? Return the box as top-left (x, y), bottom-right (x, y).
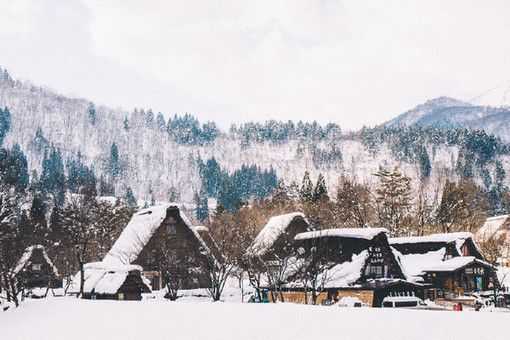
top-left (386, 96), bottom-right (510, 142)
top-left (1, 67), bottom-right (509, 209)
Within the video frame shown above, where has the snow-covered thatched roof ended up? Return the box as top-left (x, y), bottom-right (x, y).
top-left (422, 256), bottom-right (494, 272)
top-left (102, 203), bottom-right (213, 267)
top-left (295, 228), bottom-right (388, 241)
top-left (248, 212), bottom-right (308, 257)
top-left (14, 245), bottom-right (59, 276)
top-left (323, 250), bottom-right (370, 288)
top-left (389, 232), bottom-right (474, 245)
top-left (68, 262), bottom-right (149, 295)
top-left (391, 247), bottom-right (446, 283)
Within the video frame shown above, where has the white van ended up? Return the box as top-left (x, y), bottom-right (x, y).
top-left (381, 296), bottom-right (427, 308)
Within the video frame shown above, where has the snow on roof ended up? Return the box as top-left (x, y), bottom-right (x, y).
top-left (14, 245), bottom-right (59, 276)
top-left (295, 228), bottom-right (388, 241)
top-left (103, 204), bottom-right (172, 266)
top-left (422, 257), bottom-right (494, 272)
top-left (389, 232), bottom-right (474, 245)
top-left (323, 250), bottom-right (369, 288)
top-left (194, 225), bottom-right (209, 233)
top-left (391, 247), bottom-right (446, 283)
top-left (248, 212), bottom-right (307, 257)
top-left (68, 262), bottom-right (145, 294)
top-left (103, 203), bottom-right (217, 268)
top-left (476, 215), bottom-right (510, 241)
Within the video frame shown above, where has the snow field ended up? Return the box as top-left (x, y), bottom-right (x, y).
top-left (1, 297), bottom-right (509, 340)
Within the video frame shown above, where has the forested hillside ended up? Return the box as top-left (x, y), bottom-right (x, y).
top-left (1, 67), bottom-right (509, 217)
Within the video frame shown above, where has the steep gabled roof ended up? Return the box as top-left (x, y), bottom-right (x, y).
top-left (14, 245), bottom-right (59, 276)
top-left (248, 212), bottom-right (308, 257)
top-left (391, 247), bottom-right (446, 283)
top-left (103, 203), bottom-right (214, 266)
top-left (68, 262), bottom-right (149, 295)
top-left (390, 232), bottom-right (474, 246)
top-left (422, 256), bottom-right (494, 273)
top-left (389, 232), bottom-right (482, 259)
top-left (295, 228), bottom-right (388, 241)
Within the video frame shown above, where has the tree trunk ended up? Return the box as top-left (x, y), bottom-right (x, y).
top-left (78, 254), bottom-right (85, 298)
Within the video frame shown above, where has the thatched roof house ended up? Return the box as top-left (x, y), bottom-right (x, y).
top-left (103, 203), bottom-right (217, 290)
top-left (68, 262), bottom-right (150, 300)
top-left (274, 228), bottom-right (423, 307)
top-left (390, 233), bottom-right (498, 299)
top-left (14, 245), bottom-right (61, 289)
top-left (247, 212), bottom-right (310, 259)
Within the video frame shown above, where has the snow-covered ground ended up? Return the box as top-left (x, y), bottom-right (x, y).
top-left (1, 297), bottom-right (509, 340)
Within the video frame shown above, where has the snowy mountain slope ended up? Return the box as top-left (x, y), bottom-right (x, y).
top-left (386, 96), bottom-right (510, 142)
top-left (0, 69), bottom-right (508, 205)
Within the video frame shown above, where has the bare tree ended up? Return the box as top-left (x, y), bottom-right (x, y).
top-left (0, 190), bottom-right (27, 307)
top-left (479, 234), bottom-right (506, 265)
top-left (54, 195), bottom-right (97, 297)
top-left (205, 213), bottom-right (244, 302)
top-left (335, 175), bottom-right (375, 228)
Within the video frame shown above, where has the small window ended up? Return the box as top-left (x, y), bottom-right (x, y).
top-left (32, 264), bottom-right (42, 271)
top-left (383, 301), bottom-right (393, 307)
top-left (395, 301), bottom-right (418, 307)
top-left (166, 223), bottom-right (177, 234)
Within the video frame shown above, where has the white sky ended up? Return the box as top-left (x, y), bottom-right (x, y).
top-left (1, 0), bottom-right (510, 130)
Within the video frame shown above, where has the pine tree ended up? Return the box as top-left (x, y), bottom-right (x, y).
top-left (124, 187), bottom-right (137, 207)
top-left (109, 143), bottom-right (121, 178)
top-left (299, 171), bottom-right (314, 203)
top-left (123, 116), bottom-right (129, 130)
top-left (40, 147), bottom-right (66, 206)
top-left (156, 112), bottom-right (166, 131)
top-left (374, 167), bottom-right (412, 236)
top-left (0, 107), bottom-right (11, 145)
top-left (194, 187), bottom-right (209, 222)
top-left (313, 173), bottom-right (329, 202)
top-left (87, 103), bottom-right (96, 125)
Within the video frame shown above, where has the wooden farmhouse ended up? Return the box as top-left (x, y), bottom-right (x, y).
top-left (476, 214), bottom-right (510, 266)
top-left (390, 232), bottom-right (499, 300)
top-left (14, 245), bottom-right (62, 290)
top-left (68, 262), bottom-right (150, 300)
top-left (270, 228), bottom-right (424, 307)
top-left (102, 203), bottom-right (218, 291)
top-left (247, 212), bottom-right (310, 260)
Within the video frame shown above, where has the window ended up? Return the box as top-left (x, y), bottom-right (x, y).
top-left (166, 223), bottom-right (177, 234)
top-left (365, 264), bottom-right (383, 278)
top-left (32, 264), bottom-right (42, 271)
top-left (395, 301), bottom-right (418, 307)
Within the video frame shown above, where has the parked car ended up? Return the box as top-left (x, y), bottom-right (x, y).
top-left (381, 296), bottom-right (427, 309)
top-left (336, 296), bottom-right (365, 307)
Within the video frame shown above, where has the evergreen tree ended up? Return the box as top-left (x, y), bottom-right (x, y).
top-left (109, 143), bottom-right (121, 178)
top-left (313, 173), bottom-right (329, 202)
top-left (40, 147), bottom-right (66, 205)
top-left (417, 146), bottom-right (431, 179)
top-left (123, 116), bottom-right (129, 130)
top-left (0, 144), bottom-right (30, 192)
top-left (374, 167), bottom-right (412, 235)
top-left (124, 187), bottom-right (137, 207)
top-left (300, 171), bottom-right (314, 203)
top-left (194, 187), bottom-right (209, 222)
top-left (0, 107), bottom-right (11, 145)
top-left (88, 103), bottom-right (96, 125)
top-left (156, 112), bottom-right (166, 131)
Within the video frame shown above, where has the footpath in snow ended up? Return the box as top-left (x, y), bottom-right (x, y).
top-left (1, 298), bottom-right (510, 340)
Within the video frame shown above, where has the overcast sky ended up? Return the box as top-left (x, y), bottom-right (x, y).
top-left (1, 0), bottom-right (510, 130)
